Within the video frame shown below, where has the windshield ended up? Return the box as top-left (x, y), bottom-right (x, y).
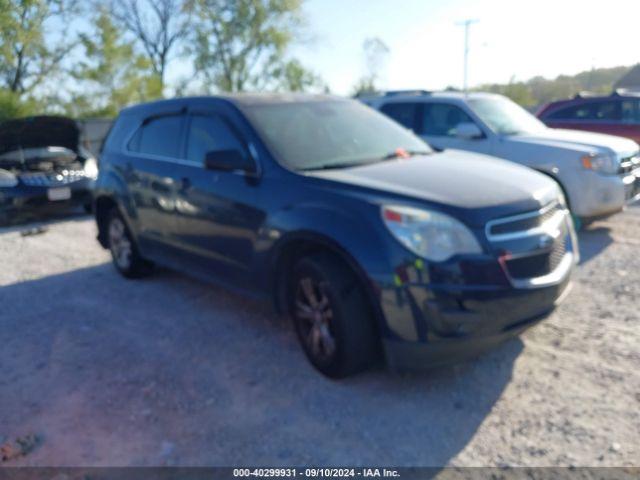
top-left (241, 100), bottom-right (431, 171)
top-left (468, 96), bottom-right (547, 135)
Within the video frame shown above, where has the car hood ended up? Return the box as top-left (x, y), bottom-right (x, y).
top-left (305, 150), bottom-right (559, 227)
top-left (0, 116), bottom-right (80, 156)
top-left (507, 128), bottom-right (639, 155)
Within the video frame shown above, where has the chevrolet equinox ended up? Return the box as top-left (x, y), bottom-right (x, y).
top-left (94, 94), bottom-right (577, 378)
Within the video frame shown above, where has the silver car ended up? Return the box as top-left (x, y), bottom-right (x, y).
top-left (361, 91), bottom-right (640, 224)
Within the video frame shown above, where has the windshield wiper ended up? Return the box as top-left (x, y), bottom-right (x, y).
top-left (301, 160), bottom-right (380, 171)
top-left (301, 150), bottom-right (433, 172)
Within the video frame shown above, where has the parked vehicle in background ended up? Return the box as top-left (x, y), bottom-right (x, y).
top-left (537, 90), bottom-right (640, 143)
top-left (95, 94), bottom-right (576, 378)
top-left (0, 116), bottom-right (98, 225)
top-left (362, 91), bottom-right (640, 224)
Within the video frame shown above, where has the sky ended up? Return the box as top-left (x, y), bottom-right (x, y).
top-left (285, 0), bottom-right (640, 94)
top-left (48, 0), bottom-right (640, 98)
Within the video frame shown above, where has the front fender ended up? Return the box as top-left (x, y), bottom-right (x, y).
top-left (262, 203), bottom-right (392, 278)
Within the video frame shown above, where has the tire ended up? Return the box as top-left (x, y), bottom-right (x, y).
top-left (289, 253), bottom-right (378, 378)
top-left (106, 208), bottom-right (153, 278)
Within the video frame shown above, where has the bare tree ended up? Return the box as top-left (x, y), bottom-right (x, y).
top-left (352, 37), bottom-right (390, 95)
top-left (111, 0), bottom-right (190, 90)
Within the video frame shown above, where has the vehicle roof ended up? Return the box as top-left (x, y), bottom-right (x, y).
top-left (543, 90), bottom-right (640, 108)
top-left (357, 91), bottom-right (504, 102)
top-left (120, 93), bottom-right (347, 116)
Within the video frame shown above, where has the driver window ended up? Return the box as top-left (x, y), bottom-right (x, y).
top-left (421, 103), bottom-right (474, 137)
top-left (186, 114), bottom-right (247, 164)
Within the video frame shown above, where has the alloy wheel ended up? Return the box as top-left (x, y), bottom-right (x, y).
top-left (109, 217), bottom-right (132, 270)
top-left (294, 277), bottom-right (337, 362)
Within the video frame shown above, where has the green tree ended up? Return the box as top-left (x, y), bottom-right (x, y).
top-left (189, 0), bottom-right (318, 92)
top-left (0, 0), bottom-right (76, 94)
top-left (273, 58), bottom-right (323, 92)
top-left (477, 77), bottom-right (536, 108)
top-left (70, 8), bottom-right (162, 117)
top-left (0, 88), bottom-right (39, 121)
top-left (477, 66), bottom-right (633, 108)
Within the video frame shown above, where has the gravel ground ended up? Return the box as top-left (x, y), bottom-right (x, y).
top-left (0, 207), bottom-right (638, 467)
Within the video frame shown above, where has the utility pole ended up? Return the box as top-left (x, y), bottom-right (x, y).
top-left (456, 19), bottom-right (479, 93)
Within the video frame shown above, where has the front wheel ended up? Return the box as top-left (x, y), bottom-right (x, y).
top-left (106, 209), bottom-right (153, 278)
top-left (289, 253), bottom-right (378, 378)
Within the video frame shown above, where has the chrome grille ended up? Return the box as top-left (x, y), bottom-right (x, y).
top-left (486, 200), bottom-right (574, 288)
top-left (489, 201), bottom-right (562, 236)
top-left (19, 170), bottom-right (87, 187)
top-left (505, 236), bottom-right (567, 280)
top-left (618, 153), bottom-right (640, 175)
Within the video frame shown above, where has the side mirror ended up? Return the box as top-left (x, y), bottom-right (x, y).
top-left (453, 122), bottom-right (483, 140)
top-left (204, 149), bottom-right (256, 174)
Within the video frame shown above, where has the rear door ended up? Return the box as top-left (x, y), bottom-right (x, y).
top-left (125, 112), bottom-right (186, 255)
top-left (165, 106), bottom-right (266, 288)
top-left (379, 102), bottom-right (421, 132)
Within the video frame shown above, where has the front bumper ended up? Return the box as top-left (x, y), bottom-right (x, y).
top-left (572, 168), bottom-right (640, 219)
top-left (0, 180), bottom-right (93, 224)
top-left (381, 276), bottom-right (572, 370)
top-left (375, 204), bottom-right (576, 370)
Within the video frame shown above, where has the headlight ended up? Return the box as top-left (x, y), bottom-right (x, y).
top-left (382, 205), bottom-right (482, 261)
top-left (83, 157), bottom-right (99, 179)
top-left (0, 169), bottom-right (18, 188)
top-left (581, 152), bottom-right (619, 175)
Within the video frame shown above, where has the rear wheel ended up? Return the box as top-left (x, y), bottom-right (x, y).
top-left (107, 209), bottom-right (153, 278)
top-left (289, 253), bottom-right (378, 378)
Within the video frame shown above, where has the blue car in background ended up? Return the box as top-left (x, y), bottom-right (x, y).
top-left (94, 94), bottom-right (577, 378)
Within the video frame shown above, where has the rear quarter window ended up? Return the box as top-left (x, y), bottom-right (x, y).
top-left (102, 114), bottom-right (135, 153)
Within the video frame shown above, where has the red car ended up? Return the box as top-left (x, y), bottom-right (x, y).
top-left (537, 91), bottom-right (640, 143)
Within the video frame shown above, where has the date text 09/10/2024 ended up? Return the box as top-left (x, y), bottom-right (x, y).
top-left (232, 468), bottom-right (401, 478)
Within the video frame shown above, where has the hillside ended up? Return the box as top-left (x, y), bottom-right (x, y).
top-left (475, 65), bottom-right (634, 108)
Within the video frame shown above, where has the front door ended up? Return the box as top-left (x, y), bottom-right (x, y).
top-left (418, 102), bottom-right (492, 155)
top-left (166, 109), bottom-right (266, 289)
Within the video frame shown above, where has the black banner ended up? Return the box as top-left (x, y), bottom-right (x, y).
top-left (0, 468), bottom-right (638, 480)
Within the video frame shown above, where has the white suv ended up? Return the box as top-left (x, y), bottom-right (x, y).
top-left (361, 91), bottom-right (640, 223)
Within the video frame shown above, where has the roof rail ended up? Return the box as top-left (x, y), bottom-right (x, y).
top-left (384, 90), bottom-right (432, 97)
top-left (574, 91), bottom-right (599, 99)
top-left (612, 88), bottom-right (640, 97)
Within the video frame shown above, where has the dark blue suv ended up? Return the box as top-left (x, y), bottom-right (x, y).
top-left (95, 94), bottom-right (577, 378)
